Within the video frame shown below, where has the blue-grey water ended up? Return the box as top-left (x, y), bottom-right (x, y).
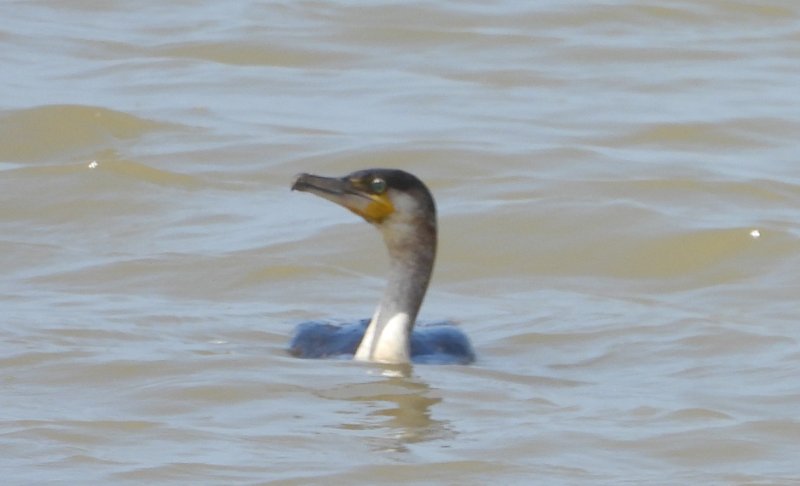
top-left (2, 1), bottom-right (799, 484)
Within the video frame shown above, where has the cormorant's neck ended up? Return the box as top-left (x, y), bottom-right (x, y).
top-left (354, 215), bottom-right (436, 364)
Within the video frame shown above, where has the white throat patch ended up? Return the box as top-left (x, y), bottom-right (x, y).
top-left (354, 312), bottom-right (411, 364)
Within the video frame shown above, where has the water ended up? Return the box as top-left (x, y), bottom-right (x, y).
top-left (2, 1), bottom-right (800, 484)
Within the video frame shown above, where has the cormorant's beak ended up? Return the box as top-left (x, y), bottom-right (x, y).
top-left (292, 173), bottom-right (394, 223)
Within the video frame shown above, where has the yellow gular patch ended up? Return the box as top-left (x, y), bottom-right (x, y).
top-left (360, 194), bottom-right (394, 223)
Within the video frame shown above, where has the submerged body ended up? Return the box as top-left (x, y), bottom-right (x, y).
top-left (291, 169), bottom-right (475, 365)
top-left (289, 319), bottom-right (475, 365)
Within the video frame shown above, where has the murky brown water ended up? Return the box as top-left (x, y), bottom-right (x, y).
top-left (2, 1), bottom-right (800, 484)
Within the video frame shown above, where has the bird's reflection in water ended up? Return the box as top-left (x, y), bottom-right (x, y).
top-left (317, 365), bottom-right (452, 452)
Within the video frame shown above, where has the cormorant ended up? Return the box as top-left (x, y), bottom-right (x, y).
top-left (289, 169), bottom-right (475, 365)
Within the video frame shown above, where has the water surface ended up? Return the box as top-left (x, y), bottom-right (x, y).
top-left (2, 1), bottom-right (800, 484)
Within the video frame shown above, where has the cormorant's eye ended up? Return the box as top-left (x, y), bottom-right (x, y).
top-left (369, 177), bottom-right (387, 194)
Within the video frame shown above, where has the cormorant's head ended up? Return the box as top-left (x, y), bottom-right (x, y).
top-left (291, 169), bottom-right (436, 228)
